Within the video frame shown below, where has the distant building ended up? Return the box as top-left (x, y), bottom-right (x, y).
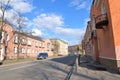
top-left (43, 39), bottom-right (54, 56)
top-left (82, 0), bottom-right (120, 73)
top-left (51, 39), bottom-right (68, 56)
top-left (68, 44), bottom-right (82, 54)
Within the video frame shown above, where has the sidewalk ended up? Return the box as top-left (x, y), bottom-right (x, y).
top-left (79, 55), bottom-right (106, 70)
top-left (70, 55), bottom-right (120, 80)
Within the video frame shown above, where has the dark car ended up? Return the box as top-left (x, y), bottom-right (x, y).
top-left (37, 53), bottom-right (48, 60)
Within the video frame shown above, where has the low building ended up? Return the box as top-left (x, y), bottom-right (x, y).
top-left (51, 39), bottom-right (68, 56)
top-left (68, 44), bottom-right (82, 54)
top-left (43, 39), bottom-right (54, 56)
top-left (0, 22), bottom-right (54, 61)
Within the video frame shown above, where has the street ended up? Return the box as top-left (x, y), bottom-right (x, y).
top-left (0, 55), bottom-right (120, 80)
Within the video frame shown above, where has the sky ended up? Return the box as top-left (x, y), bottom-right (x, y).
top-left (0, 0), bottom-right (93, 46)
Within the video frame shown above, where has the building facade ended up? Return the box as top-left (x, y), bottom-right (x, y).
top-left (68, 44), bottom-right (82, 54)
top-left (0, 23), bottom-right (54, 61)
top-left (82, 0), bottom-right (120, 72)
top-left (58, 40), bottom-right (68, 56)
top-left (43, 39), bottom-right (54, 56)
top-left (51, 39), bottom-right (68, 56)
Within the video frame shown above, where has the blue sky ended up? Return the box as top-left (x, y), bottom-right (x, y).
top-left (1, 0), bottom-right (93, 45)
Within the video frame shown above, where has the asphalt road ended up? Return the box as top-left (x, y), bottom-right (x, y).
top-left (0, 55), bottom-right (120, 80)
top-left (0, 55), bottom-right (76, 80)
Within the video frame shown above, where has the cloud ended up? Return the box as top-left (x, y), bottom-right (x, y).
top-left (55, 27), bottom-right (85, 45)
top-left (0, 0), bottom-right (34, 29)
top-left (0, 0), bottom-right (34, 19)
top-left (76, 1), bottom-right (86, 10)
top-left (32, 13), bottom-right (84, 37)
top-left (32, 28), bottom-right (42, 36)
top-left (55, 27), bottom-right (84, 37)
top-left (30, 13), bottom-right (85, 45)
top-left (10, 0), bottom-right (34, 13)
top-left (33, 13), bottom-right (63, 29)
top-left (69, 0), bottom-right (89, 10)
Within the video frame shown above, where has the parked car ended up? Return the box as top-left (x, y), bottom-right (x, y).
top-left (37, 53), bottom-right (48, 60)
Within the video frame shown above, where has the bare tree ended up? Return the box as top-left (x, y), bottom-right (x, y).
top-left (0, 0), bottom-right (11, 39)
top-left (13, 12), bottom-right (26, 60)
top-left (51, 40), bottom-right (60, 56)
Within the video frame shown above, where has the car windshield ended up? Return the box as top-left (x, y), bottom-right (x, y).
top-left (39, 53), bottom-right (47, 56)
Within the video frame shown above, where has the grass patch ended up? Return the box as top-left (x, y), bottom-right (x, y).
top-left (2, 57), bottom-right (36, 65)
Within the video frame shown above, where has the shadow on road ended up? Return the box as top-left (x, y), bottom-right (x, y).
top-left (50, 55), bottom-right (101, 80)
top-left (50, 55), bottom-right (76, 66)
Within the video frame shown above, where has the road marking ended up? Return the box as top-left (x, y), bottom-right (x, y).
top-left (8, 63), bottom-right (37, 71)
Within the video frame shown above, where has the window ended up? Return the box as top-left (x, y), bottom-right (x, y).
top-left (40, 43), bottom-right (42, 47)
top-left (27, 48), bottom-right (30, 54)
top-left (6, 34), bottom-right (10, 41)
top-left (14, 36), bottom-right (18, 43)
top-left (2, 31), bottom-right (5, 37)
top-left (47, 43), bottom-right (50, 48)
top-left (22, 38), bottom-right (26, 44)
top-left (1, 31), bottom-right (5, 43)
top-left (22, 48), bottom-right (25, 54)
top-left (36, 50), bottom-right (37, 53)
top-left (22, 39), bottom-right (25, 42)
top-left (14, 47), bottom-right (18, 53)
top-left (35, 42), bottom-right (37, 46)
top-left (32, 50), bottom-right (34, 54)
top-left (94, 0), bottom-right (98, 6)
top-left (28, 40), bottom-right (31, 45)
top-left (5, 46), bottom-right (8, 53)
top-left (101, 3), bottom-right (106, 15)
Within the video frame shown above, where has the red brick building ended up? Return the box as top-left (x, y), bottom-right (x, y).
top-left (0, 23), bottom-right (54, 61)
top-left (82, 0), bottom-right (120, 72)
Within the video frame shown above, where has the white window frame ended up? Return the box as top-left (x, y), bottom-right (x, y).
top-left (22, 48), bottom-right (25, 54)
top-left (32, 50), bottom-right (34, 54)
top-left (14, 47), bottom-right (18, 54)
top-left (101, 2), bottom-right (106, 15)
top-left (27, 48), bottom-right (30, 54)
top-left (14, 36), bottom-right (18, 43)
top-left (1, 31), bottom-right (5, 43)
top-left (28, 40), bottom-right (31, 45)
top-left (6, 34), bottom-right (10, 41)
top-left (47, 43), bottom-right (50, 48)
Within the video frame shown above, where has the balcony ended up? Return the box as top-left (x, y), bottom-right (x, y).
top-left (14, 40), bottom-right (18, 44)
top-left (21, 39), bottom-right (27, 45)
top-left (95, 14), bottom-right (108, 29)
top-left (27, 41), bottom-right (32, 46)
top-left (21, 41), bottom-right (27, 45)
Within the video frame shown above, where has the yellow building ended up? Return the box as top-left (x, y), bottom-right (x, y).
top-left (51, 39), bottom-right (68, 56)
